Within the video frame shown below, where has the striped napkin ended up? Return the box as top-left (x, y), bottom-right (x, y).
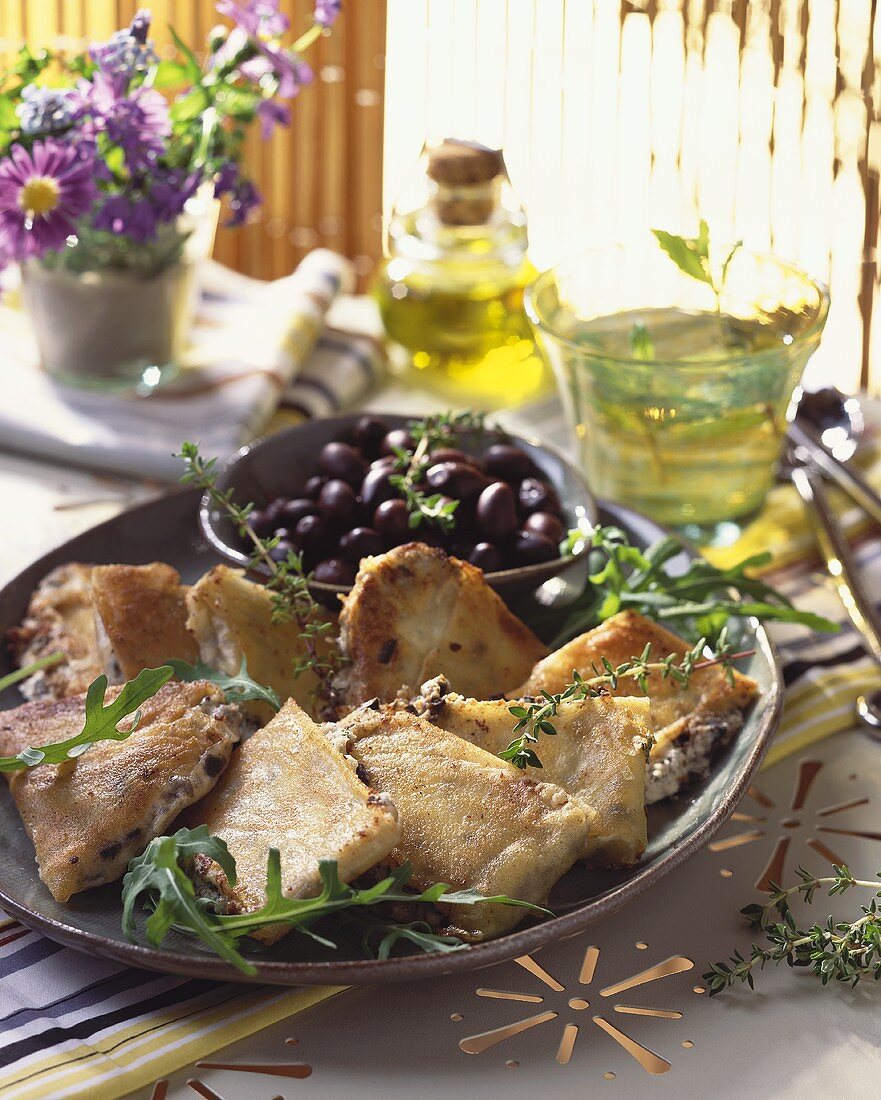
top-left (0, 252), bottom-right (387, 482)
top-left (1, 407), bottom-right (879, 1100)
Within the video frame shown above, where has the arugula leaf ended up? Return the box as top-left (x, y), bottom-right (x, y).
top-left (545, 525), bottom-right (838, 649)
top-left (166, 657), bottom-right (281, 712)
top-left (121, 829), bottom-right (552, 974)
top-left (0, 665), bottom-right (174, 773)
top-left (651, 222), bottom-right (713, 287)
top-left (341, 912), bottom-right (466, 959)
top-left (0, 651), bottom-right (65, 695)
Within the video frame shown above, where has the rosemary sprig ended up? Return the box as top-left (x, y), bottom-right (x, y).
top-left (501, 631), bottom-right (750, 769)
top-left (388, 410), bottom-right (488, 532)
top-left (122, 825), bottom-right (550, 974)
top-left (178, 441), bottom-right (343, 718)
top-left (704, 864), bottom-right (881, 994)
top-left (548, 524), bottom-right (838, 649)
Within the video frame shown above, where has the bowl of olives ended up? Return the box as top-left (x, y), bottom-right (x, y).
top-left (198, 412), bottom-right (597, 601)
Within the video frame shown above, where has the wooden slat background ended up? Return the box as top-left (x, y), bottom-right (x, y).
top-left (385, 0), bottom-right (881, 394)
top-left (0, 0), bottom-right (387, 288)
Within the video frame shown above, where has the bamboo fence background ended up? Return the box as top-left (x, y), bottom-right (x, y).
top-left (0, 0), bottom-right (387, 288)
top-left (385, 0), bottom-right (881, 394)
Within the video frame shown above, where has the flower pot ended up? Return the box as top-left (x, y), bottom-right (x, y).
top-left (21, 191), bottom-right (219, 392)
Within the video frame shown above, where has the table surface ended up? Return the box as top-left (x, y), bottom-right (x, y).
top-left (2, 399), bottom-right (880, 1100)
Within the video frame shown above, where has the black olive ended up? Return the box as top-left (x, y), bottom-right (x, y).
top-left (276, 498), bottom-right (316, 527)
top-left (303, 475), bottom-right (327, 501)
top-left (339, 526), bottom-right (384, 563)
top-left (319, 479), bottom-right (357, 521)
top-left (512, 529), bottom-right (558, 565)
top-left (425, 461), bottom-right (487, 499)
top-left (313, 557), bottom-right (357, 586)
top-left (294, 514), bottom-right (327, 556)
top-left (428, 447), bottom-right (479, 467)
top-left (318, 441), bottom-right (365, 486)
top-left (518, 477), bottom-right (562, 517)
top-left (360, 464), bottom-right (398, 512)
top-left (268, 539), bottom-right (296, 563)
top-left (373, 498), bottom-right (410, 544)
top-left (524, 511), bottom-right (564, 544)
top-left (481, 443), bottom-right (540, 482)
top-left (380, 428), bottom-right (414, 456)
top-left (476, 481), bottom-right (518, 541)
top-left (468, 542), bottom-right (503, 573)
top-left (353, 415), bottom-right (390, 457)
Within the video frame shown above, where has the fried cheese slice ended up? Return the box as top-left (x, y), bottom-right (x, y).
top-left (8, 563), bottom-right (104, 701)
top-left (414, 678), bottom-right (651, 868)
top-left (188, 698), bottom-right (401, 944)
top-left (338, 543), bottom-right (548, 707)
top-left (337, 705), bottom-right (589, 941)
top-left (516, 610), bottom-right (759, 803)
top-left (0, 681), bottom-right (241, 902)
top-left (90, 563), bottom-right (199, 680)
top-left (186, 565), bottom-right (335, 719)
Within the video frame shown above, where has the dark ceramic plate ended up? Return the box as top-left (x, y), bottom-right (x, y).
top-left (0, 490), bottom-right (782, 985)
top-left (198, 414), bottom-right (599, 600)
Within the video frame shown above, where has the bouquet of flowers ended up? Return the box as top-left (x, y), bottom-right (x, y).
top-left (0, 1), bottom-right (340, 278)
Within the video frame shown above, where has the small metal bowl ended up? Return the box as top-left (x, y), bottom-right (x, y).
top-left (198, 413), bottom-right (597, 601)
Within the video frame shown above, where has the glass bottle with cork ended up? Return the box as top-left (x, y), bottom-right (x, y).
top-left (374, 138), bottom-right (548, 408)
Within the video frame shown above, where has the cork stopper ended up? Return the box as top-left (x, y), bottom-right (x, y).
top-left (426, 139), bottom-right (504, 225)
top-left (426, 139), bottom-right (504, 186)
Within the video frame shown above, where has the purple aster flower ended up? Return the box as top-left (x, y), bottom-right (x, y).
top-left (148, 170), bottom-right (201, 222)
top-left (16, 85), bottom-right (78, 136)
top-left (225, 177), bottom-right (261, 227)
top-left (93, 194), bottom-right (157, 242)
top-left (314, 1), bottom-right (341, 28)
top-left (256, 98), bottom-right (291, 139)
top-left (216, 0), bottom-right (289, 38)
top-left (90, 11), bottom-right (158, 84)
top-left (0, 140), bottom-right (97, 260)
top-left (76, 74), bottom-right (170, 172)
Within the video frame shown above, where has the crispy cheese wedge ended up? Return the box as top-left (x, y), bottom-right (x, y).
top-left (0, 681), bottom-right (241, 902)
top-left (338, 543), bottom-right (548, 707)
top-left (90, 563), bottom-right (198, 680)
top-left (186, 565), bottom-right (335, 719)
top-left (8, 564), bottom-right (104, 701)
top-left (337, 705), bottom-right (588, 941)
top-left (415, 679), bottom-right (651, 867)
top-left (188, 699), bottom-right (401, 944)
top-left (516, 610), bottom-right (759, 802)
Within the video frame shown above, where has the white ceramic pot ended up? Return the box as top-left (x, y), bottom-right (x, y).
top-left (21, 191), bottom-right (219, 391)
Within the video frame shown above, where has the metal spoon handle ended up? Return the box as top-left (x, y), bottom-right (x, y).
top-left (791, 463), bottom-right (881, 667)
top-left (789, 420), bottom-right (881, 529)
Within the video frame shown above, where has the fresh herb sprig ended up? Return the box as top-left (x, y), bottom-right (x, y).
top-left (0, 665), bottom-right (173, 772)
top-left (501, 631), bottom-right (749, 769)
top-left (388, 410), bottom-right (489, 532)
top-left (122, 826), bottom-right (550, 974)
top-left (652, 219), bottom-right (742, 312)
top-left (178, 441), bottom-right (342, 718)
top-left (704, 864), bottom-right (881, 994)
top-left (549, 524), bottom-right (837, 649)
top-left (166, 657), bottom-right (281, 713)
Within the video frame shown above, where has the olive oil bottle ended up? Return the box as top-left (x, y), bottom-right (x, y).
top-left (374, 139), bottom-right (548, 408)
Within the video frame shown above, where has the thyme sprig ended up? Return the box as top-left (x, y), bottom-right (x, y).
top-left (704, 865), bottom-right (881, 994)
top-left (501, 631), bottom-right (750, 769)
top-left (388, 410), bottom-right (489, 532)
top-left (178, 441), bottom-right (342, 718)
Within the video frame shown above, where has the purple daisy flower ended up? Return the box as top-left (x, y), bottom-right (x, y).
top-left (216, 0), bottom-right (289, 38)
top-left (76, 73), bottom-right (170, 172)
top-left (0, 140), bottom-right (97, 260)
top-left (314, 1), bottom-right (341, 28)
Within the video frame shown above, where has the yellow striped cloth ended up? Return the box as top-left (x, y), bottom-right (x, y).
top-left (1, 428), bottom-right (878, 1100)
